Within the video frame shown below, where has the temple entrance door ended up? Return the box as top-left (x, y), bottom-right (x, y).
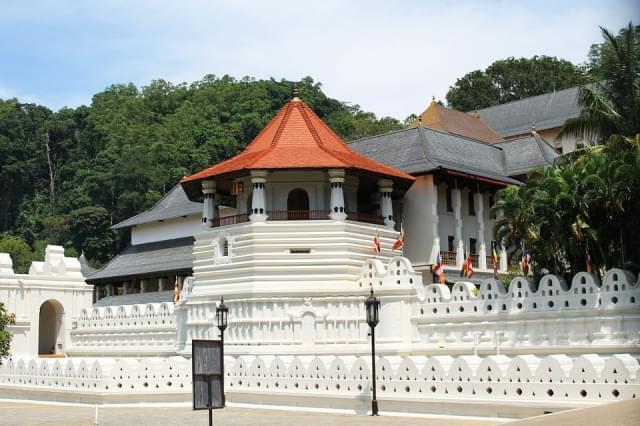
top-left (38, 299), bottom-right (64, 356)
top-left (287, 189), bottom-right (309, 219)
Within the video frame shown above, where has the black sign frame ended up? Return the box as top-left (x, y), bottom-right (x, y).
top-left (192, 339), bottom-right (224, 411)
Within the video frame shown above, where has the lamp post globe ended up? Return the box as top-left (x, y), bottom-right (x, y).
top-left (365, 288), bottom-right (380, 327)
top-left (216, 297), bottom-right (228, 332)
top-left (364, 287), bottom-right (380, 416)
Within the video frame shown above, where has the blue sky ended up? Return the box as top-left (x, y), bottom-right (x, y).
top-left (0, 0), bottom-right (637, 119)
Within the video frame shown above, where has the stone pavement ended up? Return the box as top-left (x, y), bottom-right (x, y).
top-left (1, 399), bottom-right (639, 426)
top-left (508, 398), bottom-right (640, 425)
top-left (0, 402), bottom-right (499, 426)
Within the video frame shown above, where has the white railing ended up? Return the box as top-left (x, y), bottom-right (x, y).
top-left (2, 353), bottom-right (637, 409)
top-left (70, 302), bottom-right (177, 354)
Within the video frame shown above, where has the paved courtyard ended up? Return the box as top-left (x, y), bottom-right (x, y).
top-left (0, 399), bottom-right (638, 426)
top-left (0, 402), bottom-right (500, 426)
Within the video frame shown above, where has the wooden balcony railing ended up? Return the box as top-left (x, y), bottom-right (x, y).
top-left (469, 253), bottom-right (479, 268)
top-left (267, 210), bottom-right (330, 221)
top-left (441, 251), bottom-right (457, 266)
top-left (211, 213), bottom-right (250, 228)
top-left (211, 210), bottom-right (387, 228)
top-left (345, 211), bottom-right (385, 225)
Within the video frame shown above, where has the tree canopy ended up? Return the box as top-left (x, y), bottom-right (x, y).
top-left (445, 56), bottom-right (587, 111)
top-left (560, 22), bottom-right (640, 143)
top-left (0, 76), bottom-right (405, 267)
top-left (493, 23), bottom-right (640, 279)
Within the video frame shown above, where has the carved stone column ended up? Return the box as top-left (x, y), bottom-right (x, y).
top-left (378, 178), bottom-right (395, 228)
top-left (452, 186), bottom-right (464, 267)
top-left (250, 170), bottom-right (268, 223)
top-left (328, 169), bottom-right (347, 220)
top-left (475, 191), bottom-right (487, 269)
top-left (201, 180), bottom-right (217, 227)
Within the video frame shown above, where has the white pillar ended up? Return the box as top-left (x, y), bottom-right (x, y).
top-left (328, 169), bottom-right (347, 220)
top-left (479, 243), bottom-right (487, 270)
top-left (430, 181), bottom-right (440, 264)
top-left (475, 191), bottom-right (487, 270)
top-left (250, 170), bottom-right (268, 223)
top-left (500, 244), bottom-right (508, 273)
top-left (378, 178), bottom-right (395, 228)
top-left (202, 180), bottom-right (216, 227)
top-left (452, 186), bottom-right (464, 267)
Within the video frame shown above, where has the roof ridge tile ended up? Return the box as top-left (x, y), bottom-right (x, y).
top-left (271, 102), bottom-right (294, 147)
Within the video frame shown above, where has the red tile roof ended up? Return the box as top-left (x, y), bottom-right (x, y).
top-left (412, 101), bottom-right (504, 143)
top-left (181, 98), bottom-right (415, 186)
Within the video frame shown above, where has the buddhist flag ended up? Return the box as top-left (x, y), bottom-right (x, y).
top-left (433, 252), bottom-right (444, 279)
top-left (438, 269), bottom-right (447, 284)
top-left (392, 223), bottom-right (404, 251)
top-left (173, 278), bottom-right (180, 304)
top-left (465, 253), bottom-right (474, 278)
top-left (373, 232), bottom-right (381, 255)
top-left (520, 242), bottom-right (530, 276)
top-left (586, 247), bottom-right (593, 273)
top-left (491, 241), bottom-right (499, 278)
top-left (460, 250), bottom-right (467, 277)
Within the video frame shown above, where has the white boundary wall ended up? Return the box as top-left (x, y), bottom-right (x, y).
top-left (0, 353), bottom-right (638, 416)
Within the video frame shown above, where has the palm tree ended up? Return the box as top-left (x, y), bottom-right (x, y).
top-left (559, 22), bottom-right (640, 144)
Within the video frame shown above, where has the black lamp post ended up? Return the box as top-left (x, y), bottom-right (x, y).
top-left (364, 288), bottom-right (380, 416)
top-left (215, 297), bottom-right (228, 407)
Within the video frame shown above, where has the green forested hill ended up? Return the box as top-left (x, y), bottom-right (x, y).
top-left (0, 75), bottom-right (405, 270)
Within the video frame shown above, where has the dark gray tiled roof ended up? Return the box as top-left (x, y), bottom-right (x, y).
top-left (475, 87), bottom-right (580, 137)
top-left (93, 291), bottom-right (174, 307)
top-left (87, 237), bottom-right (194, 283)
top-left (349, 126), bottom-right (524, 184)
top-left (494, 134), bottom-right (559, 176)
top-left (112, 184), bottom-right (202, 229)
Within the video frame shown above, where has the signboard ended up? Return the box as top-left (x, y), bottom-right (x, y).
top-left (193, 375), bottom-right (222, 410)
top-left (193, 339), bottom-right (221, 375)
top-left (192, 339), bottom-right (223, 410)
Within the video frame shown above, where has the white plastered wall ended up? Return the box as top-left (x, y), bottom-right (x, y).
top-left (0, 246), bottom-right (93, 357)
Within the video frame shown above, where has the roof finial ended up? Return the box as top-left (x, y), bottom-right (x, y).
top-left (292, 85), bottom-right (300, 101)
top-left (531, 122), bottom-right (540, 137)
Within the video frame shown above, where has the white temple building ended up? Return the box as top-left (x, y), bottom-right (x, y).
top-left (0, 92), bottom-right (638, 418)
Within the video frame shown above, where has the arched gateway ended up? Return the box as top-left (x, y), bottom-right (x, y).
top-left (38, 299), bottom-right (64, 355)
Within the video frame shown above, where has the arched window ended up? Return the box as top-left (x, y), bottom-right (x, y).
top-left (287, 188), bottom-right (309, 219)
top-left (222, 238), bottom-right (230, 257)
top-left (214, 235), bottom-right (232, 263)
